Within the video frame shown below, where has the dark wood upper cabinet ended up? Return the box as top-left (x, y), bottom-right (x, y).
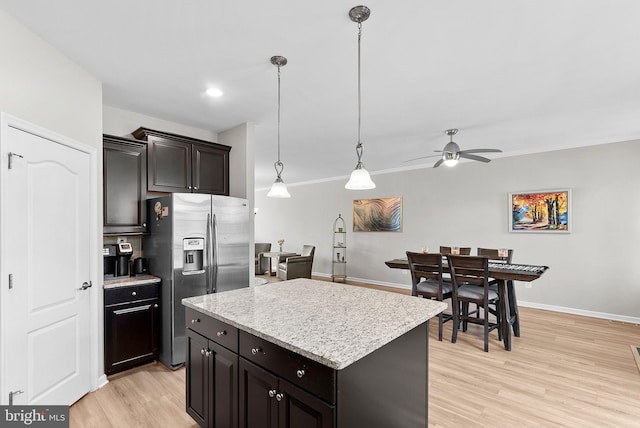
top-left (132, 127), bottom-right (230, 195)
top-left (103, 135), bottom-right (147, 235)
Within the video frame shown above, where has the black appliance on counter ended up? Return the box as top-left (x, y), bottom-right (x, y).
top-left (133, 257), bottom-right (148, 275)
top-left (103, 243), bottom-right (134, 278)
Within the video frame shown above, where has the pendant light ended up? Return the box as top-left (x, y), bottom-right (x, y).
top-left (345, 5), bottom-right (376, 190)
top-left (267, 55), bottom-right (291, 198)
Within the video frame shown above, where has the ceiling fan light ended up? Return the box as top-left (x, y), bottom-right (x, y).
top-left (345, 163), bottom-right (376, 189)
top-left (443, 152), bottom-right (459, 167)
top-left (267, 176), bottom-right (291, 198)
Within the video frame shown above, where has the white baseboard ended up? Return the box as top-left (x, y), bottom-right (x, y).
top-left (518, 301), bottom-right (640, 325)
top-left (312, 272), bottom-right (640, 325)
top-left (96, 374), bottom-right (109, 390)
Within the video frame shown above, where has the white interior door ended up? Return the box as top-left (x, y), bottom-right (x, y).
top-left (1, 120), bottom-right (93, 405)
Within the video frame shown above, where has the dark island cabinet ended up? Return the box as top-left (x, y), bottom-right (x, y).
top-left (103, 135), bottom-right (147, 235)
top-left (132, 127), bottom-right (230, 195)
top-left (186, 329), bottom-right (239, 428)
top-left (104, 283), bottom-right (159, 375)
top-left (239, 359), bottom-right (335, 428)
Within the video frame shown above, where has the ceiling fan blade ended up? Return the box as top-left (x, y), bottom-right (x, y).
top-left (459, 153), bottom-right (491, 163)
top-left (433, 158), bottom-right (444, 168)
top-left (459, 148), bottom-right (502, 154)
top-left (402, 154), bottom-right (441, 163)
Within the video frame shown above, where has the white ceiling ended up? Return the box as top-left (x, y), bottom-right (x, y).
top-left (2, 0), bottom-right (640, 190)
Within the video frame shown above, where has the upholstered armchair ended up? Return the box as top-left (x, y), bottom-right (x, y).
top-left (277, 245), bottom-right (315, 280)
top-left (255, 243), bottom-right (271, 275)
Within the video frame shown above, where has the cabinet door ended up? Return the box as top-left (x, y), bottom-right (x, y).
top-left (147, 136), bottom-right (192, 192)
top-left (186, 329), bottom-right (209, 427)
top-left (192, 143), bottom-right (229, 195)
top-left (239, 358), bottom-right (278, 428)
top-left (104, 298), bottom-right (158, 375)
top-left (278, 379), bottom-right (335, 428)
top-left (103, 137), bottom-right (147, 234)
top-left (211, 342), bottom-right (239, 428)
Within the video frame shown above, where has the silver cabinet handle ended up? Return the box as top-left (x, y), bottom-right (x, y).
top-left (268, 389), bottom-right (277, 398)
top-left (132, 291), bottom-right (137, 296)
top-left (296, 369), bottom-right (306, 379)
top-left (276, 393), bottom-right (284, 402)
top-left (216, 330), bottom-right (226, 337)
top-left (191, 318), bottom-right (200, 324)
top-left (200, 348), bottom-right (206, 355)
top-left (251, 347), bottom-right (261, 355)
top-left (188, 186), bottom-right (192, 190)
top-left (154, 303), bottom-right (159, 308)
top-left (194, 186), bottom-right (198, 190)
top-left (205, 350), bottom-right (212, 357)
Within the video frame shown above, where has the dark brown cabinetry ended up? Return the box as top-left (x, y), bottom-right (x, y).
top-left (185, 307), bottom-right (335, 428)
top-left (132, 127), bottom-right (230, 195)
top-left (239, 359), bottom-right (334, 428)
top-left (104, 282), bottom-right (159, 375)
top-left (186, 329), bottom-right (239, 428)
top-left (103, 135), bottom-right (147, 235)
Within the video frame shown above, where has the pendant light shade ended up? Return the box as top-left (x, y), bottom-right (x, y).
top-left (345, 5), bottom-right (375, 190)
top-left (267, 55), bottom-right (291, 198)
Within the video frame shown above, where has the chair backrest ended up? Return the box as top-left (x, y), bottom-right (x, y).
top-left (477, 247), bottom-right (513, 264)
top-left (301, 245), bottom-right (315, 259)
top-left (447, 255), bottom-right (490, 297)
top-left (255, 242), bottom-right (271, 254)
top-left (439, 246), bottom-right (471, 255)
top-left (406, 252), bottom-right (444, 296)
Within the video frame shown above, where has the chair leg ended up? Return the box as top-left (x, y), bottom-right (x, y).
top-left (437, 312), bottom-right (443, 341)
top-left (496, 303), bottom-right (503, 341)
top-left (462, 302), bottom-right (469, 332)
top-left (483, 306), bottom-right (489, 352)
top-left (451, 304), bottom-right (459, 344)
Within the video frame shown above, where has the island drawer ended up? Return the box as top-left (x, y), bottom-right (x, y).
top-left (105, 282), bottom-right (159, 306)
top-left (185, 307), bottom-right (238, 352)
top-left (239, 330), bottom-right (336, 404)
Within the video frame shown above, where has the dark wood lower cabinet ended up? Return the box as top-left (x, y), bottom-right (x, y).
top-left (104, 283), bottom-right (159, 375)
top-left (186, 329), bottom-right (239, 428)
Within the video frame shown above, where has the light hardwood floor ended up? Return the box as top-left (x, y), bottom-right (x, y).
top-left (72, 280), bottom-right (640, 427)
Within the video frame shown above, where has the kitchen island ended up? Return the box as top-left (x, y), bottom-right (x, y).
top-left (182, 278), bottom-right (445, 428)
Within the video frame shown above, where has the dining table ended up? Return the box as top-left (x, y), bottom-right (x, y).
top-left (385, 257), bottom-right (549, 351)
top-left (262, 251), bottom-right (298, 276)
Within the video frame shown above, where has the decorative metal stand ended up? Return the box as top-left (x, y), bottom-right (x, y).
top-left (332, 214), bottom-right (347, 282)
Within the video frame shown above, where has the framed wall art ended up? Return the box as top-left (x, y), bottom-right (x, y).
top-left (352, 196), bottom-right (402, 232)
top-left (509, 189), bottom-right (571, 233)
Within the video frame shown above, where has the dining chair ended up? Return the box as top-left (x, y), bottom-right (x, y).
top-left (406, 251), bottom-right (454, 341)
top-left (439, 246), bottom-right (471, 255)
top-left (477, 248), bottom-right (519, 337)
top-left (447, 255), bottom-right (501, 352)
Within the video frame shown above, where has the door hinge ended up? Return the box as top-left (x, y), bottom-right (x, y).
top-left (9, 390), bottom-right (24, 405)
top-left (8, 273), bottom-right (14, 290)
top-left (8, 152), bottom-right (24, 170)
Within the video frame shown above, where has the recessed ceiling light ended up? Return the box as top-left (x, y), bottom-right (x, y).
top-left (206, 87), bottom-right (223, 97)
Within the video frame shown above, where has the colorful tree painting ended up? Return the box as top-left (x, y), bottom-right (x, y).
top-left (510, 190), bottom-right (570, 232)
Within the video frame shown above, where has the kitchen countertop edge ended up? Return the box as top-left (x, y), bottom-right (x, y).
top-left (103, 275), bottom-right (161, 289)
top-left (183, 279), bottom-right (446, 370)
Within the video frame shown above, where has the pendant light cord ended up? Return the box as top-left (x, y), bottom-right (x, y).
top-left (355, 21), bottom-right (364, 163)
top-left (277, 63), bottom-right (282, 165)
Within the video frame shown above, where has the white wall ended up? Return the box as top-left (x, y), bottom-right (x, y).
top-left (255, 140), bottom-right (640, 322)
top-left (103, 105), bottom-right (217, 143)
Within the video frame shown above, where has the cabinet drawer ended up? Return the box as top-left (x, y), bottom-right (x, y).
top-left (105, 283), bottom-right (159, 306)
top-left (239, 330), bottom-right (336, 404)
top-left (185, 307), bottom-right (238, 353)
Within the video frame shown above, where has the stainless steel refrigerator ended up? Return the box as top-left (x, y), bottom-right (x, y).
top-left (144, 193), bottom-right (249, 368)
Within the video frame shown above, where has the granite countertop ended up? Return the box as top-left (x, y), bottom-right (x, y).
top-left (103, 274), bottom-right (161, 289)
top-left (182, 278), bottom-right (446, 370)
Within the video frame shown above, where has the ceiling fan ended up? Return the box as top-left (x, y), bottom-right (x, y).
top-left (404, 129), bottom-right (502, 168)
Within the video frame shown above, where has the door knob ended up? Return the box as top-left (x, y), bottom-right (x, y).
top-left (78, 281), bottom-right (92, 290)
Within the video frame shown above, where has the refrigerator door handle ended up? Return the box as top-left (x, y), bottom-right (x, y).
top-left (212, 213), bottom-right (219, 292)
top-left (206, 213), bottom-right (212, 293)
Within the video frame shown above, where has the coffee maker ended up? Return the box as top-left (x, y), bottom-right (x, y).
top-left (103, 243), bottom-right (133, 278)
